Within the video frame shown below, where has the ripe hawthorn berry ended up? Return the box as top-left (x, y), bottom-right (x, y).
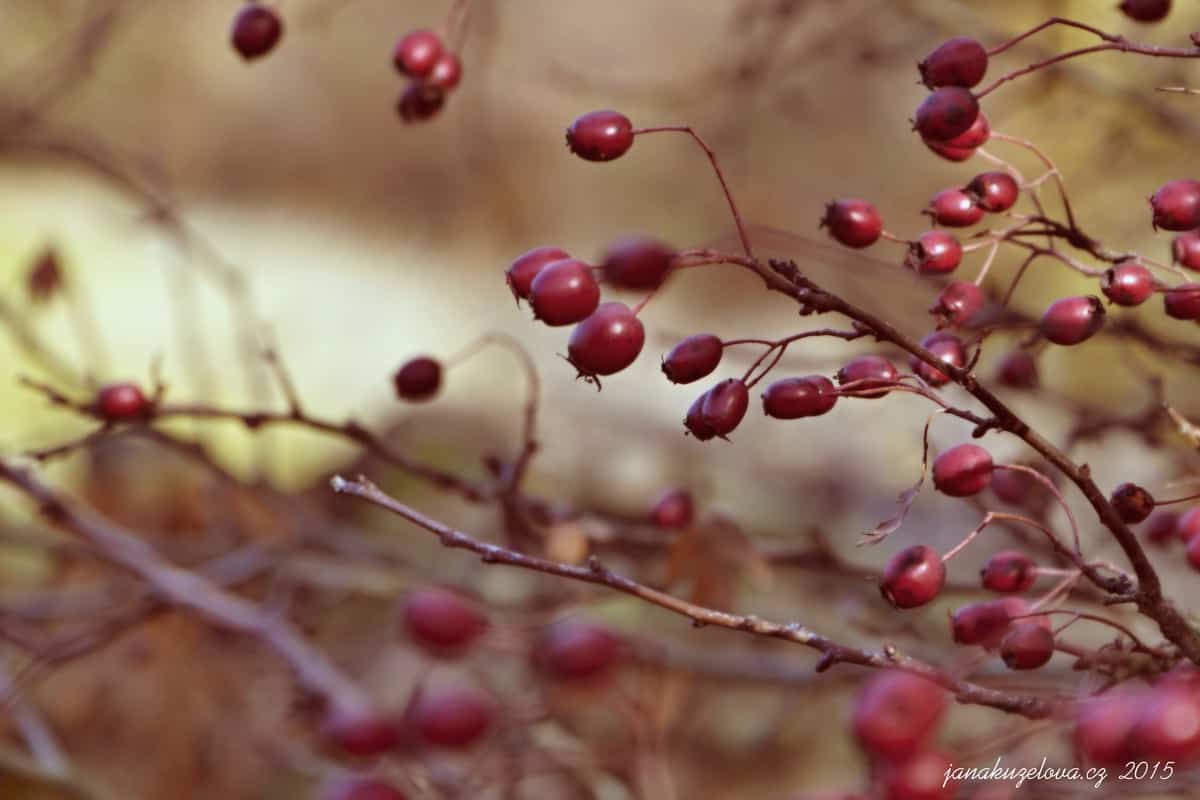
top-left (567, 302), bottom-right (645, 377)
top-left (662, 334), bottom-right (723, 384)
top-left (1074, 690), bottom-right (1143, 765)
top-left (322, 709), bottom-right (405, 757)
top-left (880, 545), bottom-right (945, 609)
top-left (1119, 0), bottom-right (1172, 23)
top-left (924, 140), bottom-right (975, 163)
top-left (566, 110), bottom-right (634, 162)
top-left (533, 621), bottom-right (622, 680)
top-left (684, 393), bottom-right (716, 440)
top-left (1133, 688), bottom-right (1200, 763)
top-left (919, 37), bottom-right (988, 89)
top-left (396, 83), bottom-right (444, 123)
top-left (323, 778), bottom-right (407, 800)
top-left (1188, 534), bottom-right (1200, 571)
top-left (836, 354), bottom-right (899, 399)
top-left (932, 443), bottom-right (993, 497)
top-left (1172, 231), bottom-right (1200, 271)
top-left (929, 281), bottom-right (983, 327)
top-left (1178, 507), bottom-right (1200, 542)
top-left (952, 597), bottom-right (1046, 648)
top-left (995, 349), bottom-right (1038, 389)
top-left (231, 4), bottom-right (283, 60)
top-left (1150, 179), bottom-right (1200, 231)
top-left (966, 171), bottom-right (1019, 213)
top-left (402, 586), bottom-right (487, 654)
top-left (601, 236), bottom-right (676, 289)
top-left (528, 259), bottom-right (600, 326)
top-left (1000, 622), bottom-right (1054, 670)
top-left (650, 488), bottom-right (693, 529)
top-left (1163, 283), bottom-right (1200, 320)
top-left (925, 189), bottom-right (982, 228)
top-left (912, 331), bottom-right (964, 387)
top-left (393, 356), bottom-right (441, 401)
top-left (1039, 295), bottom-right (1105, 345)
top-left (990, 465), bottom-right (1040, 507)
top-left (980, 550), bottom-right (1037, 593)
top-left (943, 110), bottom-right (990, 149)
top-left (393, 29), bottom-right (444, 78)
top-left (96, 383), bottom-right (149, 421)
top-left (761, 375), bottom-right (838, 419)
top-left (1144, 510), bottom-right (1179, 544)
top-left (851, 670), bottom-right (946, 760)
top-left (427, 53), bottom-right (462, 92)
top-left (409, 685), bottom-right (495, 749)
top-left (1110, 482), bottom-right (1155, 525)
top-left (905, 231), bottom-right (962, 275)
top-left (1101, 261), bottom-right (1155, 306)
top-left (882, 750), bottom-right (956, 800)
top-left (820, 199), bottom-right (883, 249)
top-left (913, 86), bottom-right (980, 142)
top-left (700, 379), bottom-right (750, 439)
top-left (506, 246), bottom-right (569, 302)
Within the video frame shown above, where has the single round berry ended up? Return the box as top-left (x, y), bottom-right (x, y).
top-left (913, 87), bottom-right (980, 142)
top-left (952, 597), bottom-right (1044, 648)
top-left (322, 710), bottom-right (405, 757)
top-left (409, 686), bottom-right (494, 748)
top-left (701, 379), bottom-right (750, 439)
top-left (1120, 0), bottom-right (1172, 23)
top-left (852, 671), bottom-right (945, 760)
top-left (1039, 295), bottom-right (1106, 345)
top-left (1000, 622), bottom-right (1054, 670)
top-left (393, 356), bottom-right (441, 401)
top-left (1110, 482), bottom-right (1155, 525)
top-left (943, 110), bottom-right (990, 149)
top-left (966, 171), bottom-right (1019, 213)
top-left (995, 349), bottom-right (1039, 389)
top-left (533, 621), bottom-right (622, 680)
top-left (528, 259), bottom-right (600, 326)
top-left (1188, 534), bottom-right (1200, 571)
top-left (393, 29), bottom-right (444, 78)
top-left (650, 488), bottom-right (693, 529)
top-left (912, 331), bottom-right (964, 387)
top-left (990, 465), bottom-right (1041, 507)
top-left (1150, 179), bottom-right (1200, 231)
top-left (1133, 687), bottom-right (1200, 763)
top-left (882, 750), bottom-right (956, 800)
top-left (929, 281), bottom-right (984, 327)
top-left (924, 140), bottom-right (975, 162)
top-left (402, 586), bottom-right (487, 653)
top-left (1172, 231), bottom-right (1200, 271)
top-left (662, 334), bottom-right (723, 384)
top-left (836, 354), bottom-right (899, 399)
top-left (396, 83), bottom-right (444, 123)
top-left (1074, 690), bottom-right (1143, 765)
top-left (919, 37), bottom-right (988, 89)
top-left (1101, 261), bottom-right (1155, 306)
top-left (905, 231), bottom-right (962, 275)
top-left (506, 246), bottom-right (569, 302)
top-left (683, 392), bottom-right (716, 440)
top-left (926, 189), bottom-right (982, 228)
top-left (820, 199), bottom-right (883, 249)
top-left (981, 550), bottom-right (1037, 593)
top-left (426, 53), bottom-right (462, 91)
top-left (96, 383), bottom-right (149, 421)
top-left (566, 110), bottom-right (634, 162)
top-left (1164, 283), bottom-right (1200, 320)
top-left (1178, 507), bottom-right (1200, 542)
top-left (567, 302), bottom-right (645, 377)
top-left (323, 777), bottom-right (408, 800)
top-left (880, 545), bottom-right (945, 609)
top-left (933, 444), bottom-right (993, 497)
top-left (761, 375), bottom-right (838, 419)
top-left (600, 236), bottom-right (676, 289)
top-left (1144, 510), bottom-right (1179, 544)
top-left (231, 4), bottom-right (283, 60)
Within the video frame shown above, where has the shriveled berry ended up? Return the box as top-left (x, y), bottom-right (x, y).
top-left (402, 586), bottom-right (487, 653)
top-left (932, 443), bottom-right (993, 497)
top-left (396, 83), bottom-right (444, 123)
top-left (427, 53), bottom-right (462, 91)
top-left (924, 140), bottom-right (975, 162)
top-left (1172, 231), bottom-right (1200, 270)
top-left (905, 231), bottom-right (962, 275)
top-left (1000, 622), bottom-right (1054, 670)
top-left (761, 375), bottom-right (838, 419)
top-left (393, 356), bottom-right (441, 401)
top-left (701, 379), bottom-right (750, 439)
top-left (1178, 507), bottom-right (1200, 542)
top-left (528, 259), bottom-right (600, 326)
top-left (567, 302), bottom-right (645, 376)
top-left (930, 281), bottom-right (983, 327)
top-left (1135, 687), bottom-right (1200, 763)
top-left (1039, 296), bottom-right (1105, 345)
top-left (919, 37), bottom-right (988, 89)
top-left (663, 334), bottom-right (723, 384)
top-left (506, 246), bottom-right (569, 302)
top-left (96, 383), bottom-right (149, 421)
top-left (836, 354), bottom-right (899, 399)
top-left (1144, 510), bottom-right (1179, 544)
top-left (913, 87), bottom-right (979, 142)
top-left (393, 29), bottom-right (444, 78)
top-left (981, 550), bottom-right (1037, 593)
top-left (1150, 179), bottom-right (1200, 231)
top-left (322, 710), bottom-right (405, 757)
top-left (912, 331), bottom-right (964, 387)
top-left (995, 349), bottom-right (1038, 389)
top-left (1074, 690), bottom-right (1144, 765)
top-left (534, 621), bottom-right (622, 680)
top-left (820, 199), bottom-right (883, 248)
top-left (942, 110), bottom-right (990, 149)
top-left (966, 171), bottom-right (1019, 212)
top-left (880, 545), bottom-right (945, 609)
top-left (409, 686), bottom-right (494, 748)
top-left (1120, 0), bottom-right (1172, 23)
top-left (601, 236), bottom-right (676, 289)
top-left (650, 488), bottom-right (693, 529)
top-left (925, 189), bottom-right (982, 228)
top-left (852, 671), bottom-right (945, 759)
top-left (566, 110), bottom-right (634, 162)
top-left (231, 4), bottom-right (283, 60)
top-left (1110, 482), bottom-right (1155, 525)
top-left (1164, 283), bottom-right (1200, 320)
top-left (1101, 261), bottom-right (1155, 306)
top-left (323, 777), bottom-right (408, 800)
top-left (683, 393), bottom-right (716, 440)
top-left (882, 750), bottom-right (955, 800)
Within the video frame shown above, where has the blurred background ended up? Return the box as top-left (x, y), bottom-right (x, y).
top-left (0, 0), bottom-right (1199, 797)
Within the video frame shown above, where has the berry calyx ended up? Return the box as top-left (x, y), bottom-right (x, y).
top-left (409, 685), bottom-right (495, 748)
top-left (427, 53), bottom-right (462, 91)
top-left (231, 4), bottom-right (283, 61)
top-left (401, 586), bottom-right (487, 654)
top-left (912, 331), bottom-right (965, 387)
top-left (1039, 295), bottom-right (1106, 345)
top-left (1119, 0), bottom-right (1172, 23)
top-left (929, 281), bottom-right (983, 327)
top-left (567, 302), bottom-right (645, 377)
top-left (506, 246), bottom-right (570, 302)
top-left (323, 777), bottom-right (408, 800)
top-left (880, 545), bottom-right (945, 609)
top-left (700, 379), bottom-right (750, 439)
top-left (966, 171), bottom-right (1019, 212)
top-left (980, 550), bottom-right (1037, 593)
top-left (836, 354), bottom-right (899, 399)
top-left (600, 236), bottom-right (676, 289)
top-left (396, 83), bottom-right (445, 123)
top-left (995, 349), bottom-right (1039, 389)
top-left (322, 709), bottom-right (405, 757)
top-left (533, 621), bottom-right (622, 680)
top-left (919, 37), bottom-right (988, 89)
top-left (1110, 482), bottom-right (1155, 525)
top-left (905, 231), bottom-right (962, 275)
top-left (1172, 231), bottom-right (1200, 270)
top-left (650, 488), bottom-right (694, 529)
top-left (851, 670), bottom-right (945, 759)
top-left (761, 375), bottom-right (838, 419)
top-left (1163, 283), bottom-right (1200, 320)
top-left (393, 356), bottom-right (441, 401)
top-left (913, 87), bottom-right (980, 142)
top-left (932, 443), bottom-right (993, 497)
top-left (566, 110), bottom-right (634, 162)
top-left (662, 334), bottom-right (723, 384)
top-left (925, 189), bottom-right (982, 228)
top-left (820, 199), bottom-right (883, 249)
top-left (1150, 179), bottom-right (1200, 231)
top-left (393, 29), bottom-right (444, 78)
top-left (1101, 261), bottom-right (1155, 306)
top-left (1000, 622), bottom-right (1055, 670)
top-left (96, 383), bottom-right (150, 421)
top-left (528, 259), bottom-right (601, 326)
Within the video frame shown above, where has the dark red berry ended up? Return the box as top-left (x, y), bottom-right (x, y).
top-left (1074, 690), bottom-right (1144, 765)
top-left (506, 246), bottom-right (569, 302)
top-left (926, 189), bottom-right (982, 228)
top-left (995, 349), bottom-right (1039, 389)
top-left (402, 586), bottom-right (487, 653)
top-left (231, 4), bottom-right (283, 60)
top-left (981, 550), bottom-right (1037, 593)
top-left (1179, 507), bottom-right (1200, 542)
top-left (1110, 482), bottom-right (1155, 525)
top-left (393, 356), bottom-right (441, 401)
top-left (323, 777), bottom-right (408, 800)
top-left (568, 302), bottom-right (645, 377)
top-left (566, 110), bottom-right (634, 162)
top-left (919, 37), bottom-right (988, 89)
top-left (650, 488), bottom-right (693, 529)
top-left (1039, 295), bottom-right (1105, 345)
top-left (836, 354), bottom-right (900, 399)
top-left (881, 750), bottom-right (955, 800)
top-left (951, 597), bottom-right (1045, 648)
top-left (924, 140), bottom-right (976, 162)
top-left (990, 465), bottom-right (1040, 506)
top-left (1150, 179), bottom-right (1200, 231)
top-left (701, 379), bottom-right (750, 439)
top-left (528, 259), bottom-right (600, 326)
top-left (761, 375), bottom-right (838, 419)
top-left (932, 443), bottom-right (993, 497)
top-left (393, 29), bottom-right (444, 78)
top-left (913, 87), bottom-right (980, 142)
top-left (396, 83), bottom-right (444, 123)
top-left (96, 383), bottom-right (149, 421)
top-left (880, 545), bottom-right (945, 609)
top-left (1133, 687), bottom-right (1200, 763)
top-left (662, 334), bottom-right (723, 384)
top-left (851, 670), bottom-right (946, 759)
top-left (1188, 534), bottom-right (1200, 571)
top-left (1101, 261), bottom-right (1155, 306)
top-left (1000, 622), bottom-right (1055, 670)
top-left (1119, 0), bottom-right (1172, 23)
top-left (912, 331), bottom-right (964, 387)
top-left (1164, 283), bottom-right (1200, 320)
top-left (966, 171), bottom-right (1019, 212)
top-left (683, 393), bottom-right (716, 440)
top-left (426, 53), bottom-right (462, 91)
top-left (930, 281), bottom-right (984, 327)
top-left (1172, 231), bottom-right (1200, 270)
top-left (534, 621), bottom-right (622, 680)
top-left (600, 236), bottom-right (676, 289)
top-left (409, 686), bottom-right (494, 748)
top-left (1145, 510), bottom-right (1179, 544)
top-left (820, 199), bottom-right (883, 249)
top-left (943, 111), bottom-right (990, 149)
top-left (322, 710), bottom-right (405, 757)
top-left (905, 231), bottom-right (962, 275)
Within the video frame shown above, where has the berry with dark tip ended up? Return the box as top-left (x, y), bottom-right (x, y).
top-left (662, 334), bottom-right (723, 384)
top-left (409, 686), bottom-right (495, 748)
top-left (322, 710), bottom-right (405, 757)
top-left (1039, 296), bottom-right (1105, 345)
top-left (567, 302), bottom-right (645, 377)
top-left (1144, 511), bottom-right (1179, 544)
top-left (1172, 231), bottom-right (1200, 270)
top-left (912, 331), bottom-right (964, 387)
top-left (534, 621), bottom-right (622, 680)
top-left (930, 281), bottom-right (984, 327)
top-left (996, 349), bottom-right (1039, 389)
top-left (761, 375), bottom-right (838, 419)
top-left (836, 354), bottom-right (899, 399)
top-left (701, 379), bottom-right (750, 438)
top-left (97, 383), bottom-right (149, 421)
top-left (966, 171), bottom-right (1019, 212)
top-left (506, 246), bottom-right (569, 302)
top-left (880, 545), bottom-right (945, 609)
top-left (323, 777), bottom-right (408, 800)
top-left (650, 488), bottom-right (693, 529)
top-left (851, 670), bottom-right (946, 759)
top-left (600, 236), bottom-right (676, 289)
top-left (1150, 179), bottom-right (1200, 231)
top-left (913, 87), bottom-right (980, 142)
top-left (528, 259), bottom-right (600, 326)
top-left (1000, 622), bottom-right (1055, 670)
top-left (566, 110), bottom-right (634, 162)
top-left (427, 53), bottom-right (462, 91)
top-left (231, 4), bottom-right (283, 60)
top-left (1164, 283), bottom-right (1200, 320)
top-left (1110, 482), bottom-right (1155, 525)
top-left (882, 750), bottom-right (956, 800)
top-left (1101, 261), bottom-right (1155, 306)
top-left (919, 37), bottom-right (988, 89)
top-left (1119, 0), bottom-right (1172, 23)
top-left (393, 357), bottom-right (441, 401)
top-left (925, 189), bottom-right (982, 228)
top-left (393, 29), bottom-right (444, 78)
top-left (402, 586), bottom-right (487, 654)
top-left (820, 199), bottom-right (883, 248)
top-left (981, 550), bottom-right (1037, 593)
top-left (933, 443), bottom-right (993, 497)
top-left (905, 231), bottom-right (962, 275)
top-left (397, 83), bottom-right (444, 123)
top-left (683, 393), bottom-right (716, 440)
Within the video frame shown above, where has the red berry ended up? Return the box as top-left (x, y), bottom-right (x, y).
top-left (913, 87), bottom-right (979, 142)
top-left (700, 379), bottom-right (750, 439)
top-left (683, 392), bottom-right (716, 440)
top-left (1150, 179), bottom-right (1200, 231)
top-left (426, 53), bottom-right (462, 91)
top-left (911, 331), bottom-right (964, 387)
top-left (905, 231), bottom-right (962, 275)
top-left (396, 83), bottom-right (444, 123)
top-left (1074, 690), bottom-right (1144, 765)
top-left (393, 29), bottom-right (444, 78)
top-left (836, 354), bottom-right (899, 399)
top-left (231, 4), bottom-right (283, 60)
top-left (96, 383), bottom-right (149, 421)
top-left (600, 236), bottom-right (676, 289)
top-left (919, 37), bottom-right (988, 89)
top-left (506, 246), bottom-right (569, 302)
top-left (1110, 482), bottom-right (1155, 525)
top-left (1144, 510), bottom-right (1179, 544)
top-left (323, 777), bottom-right (408, 800)
top-left (952, 597), bottom-right (1044, 648)
top-left (980, 550), bottom-right (1037, 593)
top-left (402, 586), bottom-right (487, 653)
top-left (932, 443), bottom-right (993, 497)
top-left (650, 488), bottom-right (693, 529)
top-left (1178, 507), bottom-right (1200, 542)
top-left (1039, 295), bottom-right (1105, 345)
top-left (1000, 622), bottom-right (1054, 670)
top-left (1163, 282), bottom-right (1200, 320)
top-left (761, 375), bottom-right (838, 419)
top-left (925, 189), bottom-right (982, 228)
top-left (528, 259), bottom-right (600, 326)
top-left (924, 140), bottom-right (976, 162)
top-left (534, 621), bottom-right (622, 680)
top-left (566, 110), bottom-right (634, 162)
top-left (567, 302), bottom-right (645, 377)
top-left (1188, 534), bottom-right (1200, 571)
top-left (1133, 687), bottom-right (1200, 763)
top-left (1172, 231), bottom-right (1200, 270)
top-left (851, 670), bottom-right (946, 759)
top-left (995, 349), bottom-right (1038, 389)
top-left (409, 685), bottom-right (494, 748)
top-left (929, 281), bottom-right (983, 327)
top-left (820, 199), bottom-right (883, 249)
top-left (990, 465), bottom-right (1040, 506)
top-left (1120, 0), bottom-right (1172, 23)
top-left (662, 334), bottom-right (723, 384)
top-left (882, 750), bottom-right (956, 800)
top-left (942, 111), bottom-right (990, 149)
top-left (880, 545), bottom-right (945, 609)
top-left (322, 710), bottom-right (405, 757)
top-left (1101, 261), bottom-right (1155, 306)
top-left (966, 171), bottom-right (1019, 213)
top-left (393, 356), bottom-right (441, 401)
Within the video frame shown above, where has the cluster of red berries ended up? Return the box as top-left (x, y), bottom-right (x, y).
top-left (393, 29), bottom-right (463, 123)
top-left (1074, 664), bottom-right (1200, 767)
top-left (1140, 504), bottom-right (1200, 570)
top-left (231, 2), bottom-right (283, 61)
